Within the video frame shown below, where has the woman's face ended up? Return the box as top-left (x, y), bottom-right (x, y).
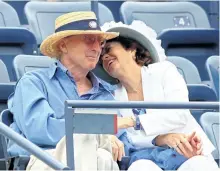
top-left (101, 41), bottom-right (136, 78)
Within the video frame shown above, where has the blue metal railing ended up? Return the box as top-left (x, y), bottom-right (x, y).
top-left (64, 100), bottom-right (220, 169)
top-left (66, 101), bottom-right (219, 109)
top-left (0, 101), bottom-right (218, 170)
top-left (0, 122), bottom-right (69, 170)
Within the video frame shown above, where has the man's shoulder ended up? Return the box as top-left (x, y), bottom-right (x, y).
top-left (17, 67), bottom-right (53, 89)
top-left (21, 68), bottom-right (49, 81)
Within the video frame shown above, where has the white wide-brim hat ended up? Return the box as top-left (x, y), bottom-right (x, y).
top-left (101, 21), bottom-right (167, 63)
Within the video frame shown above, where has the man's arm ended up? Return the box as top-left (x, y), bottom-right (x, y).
top-left (9, 76), bottom-right (65, 146)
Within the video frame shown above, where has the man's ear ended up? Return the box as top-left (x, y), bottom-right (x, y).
top-left (58, 40), bottom-right (68, 54)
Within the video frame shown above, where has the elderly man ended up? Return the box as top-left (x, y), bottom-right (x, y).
top-left (7, 11), bottom-right (119, 170)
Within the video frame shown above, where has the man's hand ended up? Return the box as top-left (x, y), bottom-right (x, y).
top-left (110, 135), bottom-right (125, 161)
top-left (155, 132), bottom-right (203, 159)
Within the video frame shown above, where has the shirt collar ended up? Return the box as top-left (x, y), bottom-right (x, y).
top-left (48, 60), bottom-right (115, 92)
top-left (48, 60), bottom-right (60, 79)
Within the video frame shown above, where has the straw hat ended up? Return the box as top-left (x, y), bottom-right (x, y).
top-left (40, 11), bottom-right (119, 58)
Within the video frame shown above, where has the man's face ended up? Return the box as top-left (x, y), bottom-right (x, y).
top-left (60, 35), bottom-right (105, 71)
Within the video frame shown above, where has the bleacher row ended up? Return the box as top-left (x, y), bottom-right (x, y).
top-left (0, 1), bottom-right (218, 81)
top-left (0, 0), bottom-right (219, 170)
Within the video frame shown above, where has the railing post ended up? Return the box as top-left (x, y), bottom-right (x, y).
top-left (65, 101), bottom-right (75, 170)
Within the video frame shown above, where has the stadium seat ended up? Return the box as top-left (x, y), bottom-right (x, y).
top-left (13, 55), bottom-right (54, 80)
top-left (167, 56), bottom-right (218, 122)
top-left (0, 1), bottom-right (38, 81)
top-left (24, 1), bottom-right (115, 46)
top-left (0, 28), bottom-right (38, 81)
top-left (158, 28), bottom-right (219, 81)
top-left (167, 56), bottom-right (201, 84)
top-left (200, 112), bottom-right (220, 162)
top-left (120, 1), bottom-right (218, 81)
top-left (187, 84), bottom-right (217, 123)
top-left (0, 1), bottom-right (20, 27)
top-left (120, 1), bottom-right (210, 34)
top-left (0, 109), bottom-right (30, 170)
top-left (0, 83), bottom-right (15, 116)
top-left (0, 60), bottom-right (10, 83)
top-left (13, 55), bottom-right (118, 84)
top-left (188, 84), bottom-right (217, 102)
top-left (206, 56), bottom-right (220, 100)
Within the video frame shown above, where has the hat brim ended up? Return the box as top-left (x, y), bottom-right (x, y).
top-left (40, 30), bottom-right (119, 58)
top-left (106, 27), bottom-right (160, 63)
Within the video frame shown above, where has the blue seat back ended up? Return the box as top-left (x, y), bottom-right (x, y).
top-left (187, 84), bottom-right (217, 123)
top-left (0, 28), bottom-right (38, 81)
top-left (13, 55), bottom-right (54, 80)
top-left (167, 56), bottom-right (201, 84)
top-left (0, 109), bottom-right (13, 129)
top-left (120, 1), bottom-right (210, 34)
top-left (167, 56), bottom-right (217, 123)
top-left (0, 83), bottom-right (16, 114)
top-left (0, 60), bottom-right (10, 83)
top-left (206, 56), bottom-right (220, 99)
top-left (0, 1), bottom-right (20, 27)
top-left (200, 112), bottom-right (220, 160)
top-left (25, 1), bottom-right (115, 45)
top-left (13, 55), bottom-right (118, 84)
top-left (158, 29), bottom-right (219, 81)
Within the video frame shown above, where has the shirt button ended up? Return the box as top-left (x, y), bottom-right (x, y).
top-left (172, 154), bottom-right (177, 157)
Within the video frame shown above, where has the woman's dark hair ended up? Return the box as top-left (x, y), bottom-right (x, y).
top-left (102, 36), bottom-right (153, 66)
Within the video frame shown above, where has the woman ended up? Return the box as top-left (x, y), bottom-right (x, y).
top-left (100, 21), bottom-right (218, 171)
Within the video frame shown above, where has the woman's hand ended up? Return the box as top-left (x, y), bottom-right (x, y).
top-left (109, 135), bottom-right (125, 161)
top-left (117, 116), bottom-right (135, 129)
top-left (188, 131), bottom-right (203, 155)
top-left (155, 132), bottom-right (203, 158)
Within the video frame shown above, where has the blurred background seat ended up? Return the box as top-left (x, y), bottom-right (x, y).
top-left (0, 1), bottom-right (20, 27)
top-left (158, 29), bottom-right (219, 81)
top-left (167, 56), bottom-right (201, 84)
top-left (0, 83), bottom-right (15, 114)
top-left (24, 1), bottom-right (115, 48)
top-left (13, 55), bottom-right (54, 80)
top-left (120, 1), bottom-right (210, 34)
top-left (0, 28), bottom-right (38, 81)
top-left (206, 56), bottom-right (220, 100)
top-left (0, 60), bottom-right (10, 83)
top-left (200, 112), bottom-right (220, 163)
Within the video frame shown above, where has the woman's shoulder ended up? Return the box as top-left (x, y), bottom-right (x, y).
top-left (143, 60), bottom-right (176, 72)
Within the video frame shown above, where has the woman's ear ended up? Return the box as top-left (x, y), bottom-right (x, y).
top-left (128, 43), bottom-right (137, 60)
top-left (129, 49), bottom-right (136, 60)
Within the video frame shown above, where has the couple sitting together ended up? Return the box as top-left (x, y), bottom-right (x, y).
top-left (7, 11), bottom-right (218, 171)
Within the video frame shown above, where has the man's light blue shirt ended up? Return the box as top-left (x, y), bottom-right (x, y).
top-left (7, 60), bottom-right (115, 156)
